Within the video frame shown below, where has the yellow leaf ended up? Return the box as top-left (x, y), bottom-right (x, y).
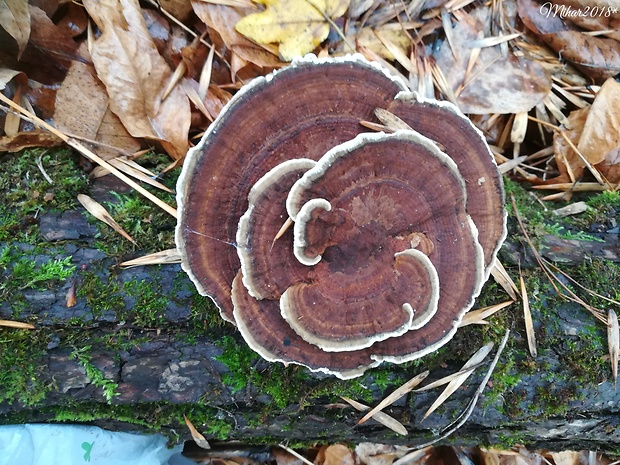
top-left (235, 0), bottom-right (350, 61)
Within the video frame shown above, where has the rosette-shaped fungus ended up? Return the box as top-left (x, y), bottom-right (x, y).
top-left (176, 54), bottom-right (507, 379)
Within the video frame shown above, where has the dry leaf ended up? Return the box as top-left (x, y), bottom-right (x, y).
top-left (0, 319), bottom-right (35, 329)
top-left (578, 78), bottom-right (620, 182)
top-left (119, 249), bottom-right (182, 267)
top-left (66, 279), bottom-right (77, 308)
top-left (0, 0), bottom-right (30, 59)
top-left (549, 107), bottom-right (589, 184)
top-left (549, 451), bottom-right (581, 465)
top-left (77, 194), bottom-right (137, 244)
top-left (54, 54), bottom-right (141, 160)
top-left (315, 444), bottom-right (355, 465)
top-left (160, 0), bottom-right (194, 21)
top-left (0, 68), bottom-right (25, 91)
top-left (0, 131), bottom-right (63, 152)
top-left (434, 6), bottom-right (551, 114)
top-left (278, 444), bottom-right (315, 465)
top-left (518, 0), bottom-right (620, 81)
top-left (83, 0), bottom-right (191, 159)
top-left (235, 0), bottom-right (350, 61)
top-left (548, 79), bottom-right (620, 184)
top-left (355, 443), bottom-right (406, 465)
top-left (55, 2), bottom-right (89, 38)
top-left (422, 342), bottom-right (493, 419)
top-left (192, 1), bottom-right (281, 68)
top-left (183, 414), bottom-right (211, 449)
top-left (356, 26), bottom-right (411, 61)
top-left (28, 5), bottom-right (81, 64)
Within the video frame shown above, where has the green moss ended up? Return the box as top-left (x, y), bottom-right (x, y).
top-left (69, 345), bottom-right (119, 402)
top-left (504, 178), bottom-right (552, 228)
top-left (0, 245), bottom-right (76, 301)
top-left (0, 148), bottom-right (89, 214)
top-left (0, 329), bottom-right (51, 406)
top-left (93, 188), bottom-right (176, 258)
top-left (122, 279), bottom-right (168, 328)
top-left (78, 270), bottom-right (124, 320)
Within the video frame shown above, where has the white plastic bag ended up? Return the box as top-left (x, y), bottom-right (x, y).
top-left (0, 424), bottom-right (184, 465)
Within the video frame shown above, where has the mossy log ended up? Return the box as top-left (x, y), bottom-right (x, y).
top-left (2, 151), bottom-right (620, 452)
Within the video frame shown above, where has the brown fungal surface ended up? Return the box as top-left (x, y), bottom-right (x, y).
top-left (176, 55), bottom-right (407, 322)
top-left (177, 54), bottom-right (507, 378)
top-left (385, 92), bottom-right (507, 276)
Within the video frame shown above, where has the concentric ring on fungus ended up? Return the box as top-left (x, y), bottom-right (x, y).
top-left (176, 54), bottom-right (507, 379)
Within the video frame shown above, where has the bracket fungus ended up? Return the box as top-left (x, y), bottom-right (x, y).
top-left (176, 54), bottom-right (507, 379)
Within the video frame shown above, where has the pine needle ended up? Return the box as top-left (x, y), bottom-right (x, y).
top-left (608, 309), bottom-right (619, 388)
top-left (341, 396), bottom-right (408, 436)
top-left (119, 249), bottom-right (182, 267)
top-left (77, 194), bottom-right (137, 245)
top-left (422, 342), bottom-right (493, 420)
top-left (519, 270), bottom-right (537, 358)
top-left (0, 320), bottom-right (35, 329)
top-left (358, 370), bottom-right (429, 425)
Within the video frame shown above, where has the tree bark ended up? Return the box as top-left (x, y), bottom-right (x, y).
top-left (2, 205), bottom-right (620, 453)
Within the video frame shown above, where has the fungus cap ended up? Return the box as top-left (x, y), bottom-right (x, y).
top-left (176, 54), bottom-right (407, 322)
top-left (177, 54), bottom-right (506, 379)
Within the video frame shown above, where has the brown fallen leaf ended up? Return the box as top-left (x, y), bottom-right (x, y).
top-left (83, 0), bottom-right (191, 160)
top-left (548, 107), bottom-right (588, 184)
top-left (192, 1), bottom-right (282, 69)
top-left (0, 0), bottom-right (30, 59)
top-left (276, 444), bottom-right (314, 465)
top-left (183, 414), bottom-right (211, 450)
top-left (66, 279), bottom-right (77, 308)
top-left (547, 78), bottom-right (620, 185)
top-left (356, 26), bottom-right (412, 61)
top-left (28, 5), bottom-right (82, 64)
top-left (160, 0), bottom-right (194, 22)
top-left (55, 1), bottom-right (89, 38)
top-left (54, 51), bottom-right (141, 161)
top-left (354, 443), bottom-right (408, 465)
top-left (77, 194), bottom-right (137, 245)
top-left (0, 68), bottom-right (25, 91)
top-left (273, 447), bottom-right (304, 465)
top-left (434, 6), bottom-right (551, 114)
top-left (518, 0), bottom-right (620, 81)
top-left (0, 131), bottom-right (63, 152)
top-left (578, 78), bottom-right (620, 182)
top-left (315, 444), bottom-right (355, 465)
